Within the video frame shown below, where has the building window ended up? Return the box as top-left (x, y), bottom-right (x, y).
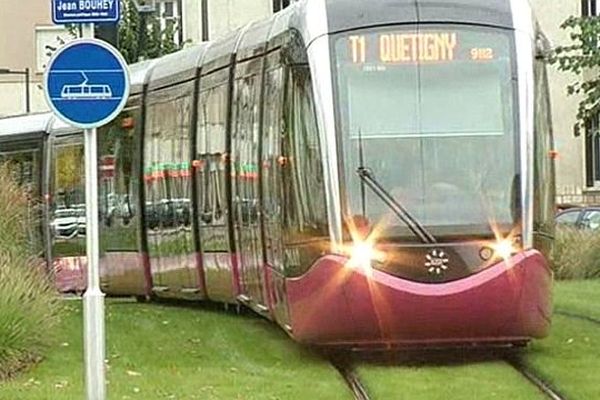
top-left (582, 0), bottom-right (598, 16)
top-left (586, 114), bottom-right (600, 187)
top-left (157, 0), bottom-right (182, 45)
top-left (273, 0), bottom-right (291, 13)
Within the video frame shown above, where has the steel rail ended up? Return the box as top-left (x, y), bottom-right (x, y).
top-left (505, 357), bottom-right (567, 400)
top-left (331, 360), bottom-right (371, 400)
top-left (555, 310), bottom-right (600, 326)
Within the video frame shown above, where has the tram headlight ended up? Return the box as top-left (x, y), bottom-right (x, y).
top-left (484, 235), bottom-right (521, 262)
top-left (344, 240), bottom-right (386, 276)
top-left (349, 242), bottom-right (374, 269)
top-left (492, 239), bottom-right (516, 260)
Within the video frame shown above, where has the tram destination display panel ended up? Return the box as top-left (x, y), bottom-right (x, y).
top-left (333, 26), bottom-right (519, 240)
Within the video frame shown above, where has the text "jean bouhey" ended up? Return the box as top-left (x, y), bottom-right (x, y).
top-left (55, 0), bottom-right (116, 12)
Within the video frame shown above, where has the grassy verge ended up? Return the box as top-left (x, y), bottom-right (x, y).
top-left (357, 361), bottom-right (546, 400)
top-left (0, 300), bottom-right (349, 400)
top-left (551, 228), bottom-right (600, 279)
top-left (553, 279), bottom-right (600, 319)
top-left (0, 165), bottom-right (62, 379)
top-left (519, 280), bottom-right (600, 399)
top-left (526, 315), bottom-right (600, 399)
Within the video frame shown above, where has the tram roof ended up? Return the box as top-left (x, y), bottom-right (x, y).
top-left (49, 116), bottom-right (81, 136)
top-left (0, 113), bottom-right (53, 140)
top-left (142, 0), bottom-right (519, 89)
top-left (148, 44), bottom-right (208, 90)
top-left (323, 0), bottom-right (515, 33)
top-left (130, 59), bottom-right (158, 95)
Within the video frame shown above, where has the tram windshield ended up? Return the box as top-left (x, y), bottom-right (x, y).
top-left (333, 25), bottom-right (519, 240)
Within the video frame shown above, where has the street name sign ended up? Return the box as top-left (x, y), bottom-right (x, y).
top-left (52, 0), bottom-right (120, 24)
top-left (44, 39), bottom-right (130, 129)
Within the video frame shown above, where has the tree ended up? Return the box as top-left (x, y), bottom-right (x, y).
top-left (117, 0), bottom-right (183, 64)
top-left (550, 16), bottom-right (600, 136)
top-left (70, 1), bottom-right (184, 64)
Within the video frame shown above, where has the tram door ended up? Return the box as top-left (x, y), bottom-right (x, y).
top-left (261, 58), bottom-right (288, 325)
top-left (144, 83), bottom-right (200, 299)
top-left (231, 57), bottom-right (266, 309)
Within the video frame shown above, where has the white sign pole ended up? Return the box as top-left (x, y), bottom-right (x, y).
top-left (81, 22), bottom-right (106, 400)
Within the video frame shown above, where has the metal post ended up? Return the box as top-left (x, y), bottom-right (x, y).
top-left (138, 12), bottom-right (147, 61)
top-left (81, 22), bottom-right (106, 400)
top-left (201, 0), bottom-right (209, 41)
top-left (24, 67), bottom-right (30, 113)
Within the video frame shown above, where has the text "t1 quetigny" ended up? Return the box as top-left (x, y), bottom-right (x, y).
top-left (55, 0), bottom-right (116, 14)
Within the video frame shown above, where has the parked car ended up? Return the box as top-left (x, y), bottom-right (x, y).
top-left (556, 207), bottom-right (600, 230)
top-left (51, 207), bottom-right (85, 239)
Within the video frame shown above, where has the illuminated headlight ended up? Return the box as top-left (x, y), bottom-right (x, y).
top-left (349, 242), bottom-right (374, 269)
top-left (344, 241), bottom-right (386, 276)
top-left (481, 235), bottom-right (521, 262)
top-left (492, 239), bottom-right (517, 260)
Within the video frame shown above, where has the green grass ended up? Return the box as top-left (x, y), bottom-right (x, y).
top-left (0, 300), bottom-right (350, 400)
top-left (3, 280), bottom-right (600, 399)
top-left (526, 315), bottom-right (600, 399)
top-left (553, 279), bottom-right (600, 319)
top-left (357, 362), bottom-right (546, 400)
top-left (518, 280), bottom-right (600, 400)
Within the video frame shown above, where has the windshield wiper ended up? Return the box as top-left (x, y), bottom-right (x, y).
top-left (356, 166), bottom-right (437, 244)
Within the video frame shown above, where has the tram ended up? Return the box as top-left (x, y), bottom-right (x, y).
top-left (0, 0), bottom-right (555, 347)
top-left (61, 84), bottom-right (113, 100)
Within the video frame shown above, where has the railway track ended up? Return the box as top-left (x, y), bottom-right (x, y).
top-left (555, 310), bottom-right (600, 326)
top-left (505, 356), bottom-right (567, 400)
top-left (330, 358), bottom-right (371, 400)
top-left (329, 349), bottom-right (570, 400)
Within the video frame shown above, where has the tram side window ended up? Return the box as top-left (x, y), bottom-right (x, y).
top-left (232, 69), bottom-right (262, 226)
top-left (262, 66), bottom-right (285, 267)
top-left (533, 57), bottom-right (555, 235)
top-left (54, 143), bottom-right (85, 210)
top-left (98, 110), bottom-right (138, 226)
top-left (52, 140), bottom-right (86, 257)
top-left (197, 83), bottom-right (228, 234)
top-left (97, 108), bottom-right (140, 251)
top-left (282, 66), bottom-right (328, 240)
top-left (263, 68), bottom-right (284, 213)
top-left (145, 88), bottom-right (193, 232)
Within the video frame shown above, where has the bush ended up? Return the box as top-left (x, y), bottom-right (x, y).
top-left (0, 166), bottom-right (62, 380)
top-left (550, 226), bottom-right (600, 280)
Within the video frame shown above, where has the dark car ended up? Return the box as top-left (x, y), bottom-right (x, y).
top-left (556, 207), bottom-right (600, 230)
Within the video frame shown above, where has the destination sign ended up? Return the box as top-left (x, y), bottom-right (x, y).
top-left (347, 31), bottom-right (496, 65)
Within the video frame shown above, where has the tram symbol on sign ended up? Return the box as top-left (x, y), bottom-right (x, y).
top-left (60, 72), bottom-right (114, 100)
top-left (44, 39), bottom-right (130, 129)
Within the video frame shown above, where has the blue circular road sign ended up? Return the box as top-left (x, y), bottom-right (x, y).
top-left (44, 39), bottom-right (130, 129)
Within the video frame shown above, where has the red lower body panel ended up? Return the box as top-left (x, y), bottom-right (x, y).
top-left (286, 250), bottom-right (552, 347)
top-left (53, 256), bottom-right (87, 293)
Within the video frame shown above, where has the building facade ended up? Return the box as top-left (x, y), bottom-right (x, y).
top-left (0, 0), bottom-right (78, 116)
top-left (531, 0), bottom-right (600, 205)
top-left (0, 0), bottom-right (278, 118)
top-left (183, 0), bottom-right (273, 43)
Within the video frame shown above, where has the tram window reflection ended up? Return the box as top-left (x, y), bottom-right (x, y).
top-left (334, 26), bottom-right (519, 237)
top-left (196, 79), bottom-right (230, 253)
top-left (51, 140), bottom-right (86, 256)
